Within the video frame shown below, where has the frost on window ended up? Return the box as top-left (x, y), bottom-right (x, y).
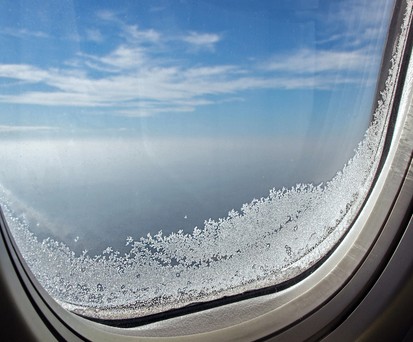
top-left (0, 1), bottom-right (411, 321)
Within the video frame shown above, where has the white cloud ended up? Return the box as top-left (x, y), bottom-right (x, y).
top-left (85, 29), bottom-right (104, 43)
top-left (0, 46), bottom-right (370, 116)
top-left (117, 106), bottom-right (194, 118)
top-left (0, 58), bottom-right (362, 116)
top-left (123, 25), bottom-right (161, 43)
top-left (335, 0), bottom-right (393, 29)
top-left (183, 65), bottom-right (242, 79)
top-left (264, 49), bottom-right (370, 74)
top-left (0, 64), bottom-right (51, 83)
top-left (0, 28), bottom-right (49, 39)
top-left (94, 45), bottom-right (147, 70)
top-left (96, 10), bottom-right (117, 22)
top-left (182, 32), bottom-right (222, 50)
top-left (0, 7), bottom-right (380, 118)
top-left (0, 125), bottom-right (58, 133)
top-left (0, 92), bottom-right (109, 107)
top-left (95, 10), bottom-right (161, 44)
top-left (317, 0), bottom-right (393, 47)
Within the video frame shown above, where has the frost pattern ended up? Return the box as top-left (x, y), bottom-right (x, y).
top-left (1, 2), bottom-right (412, 320)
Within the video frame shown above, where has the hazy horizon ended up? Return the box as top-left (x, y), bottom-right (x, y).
top-left (0, 0), bottom-right (394, 255)
top-left (0, 132), bottom-right (363, 255)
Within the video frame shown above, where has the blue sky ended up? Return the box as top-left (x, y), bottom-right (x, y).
top-left (0, 0), bottom-right (397, 253)
top-left (0, 0), bottom-right (394, 139)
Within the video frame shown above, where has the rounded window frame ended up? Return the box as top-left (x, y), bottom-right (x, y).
top-left (0, 0), bottom-right (412, 340)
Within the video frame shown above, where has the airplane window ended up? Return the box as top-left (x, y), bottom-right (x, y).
top-left (0, 0), bottom-right (408, 326)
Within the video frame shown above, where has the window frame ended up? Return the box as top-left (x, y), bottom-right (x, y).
top-left (0, 0), bottom-right (412, 340)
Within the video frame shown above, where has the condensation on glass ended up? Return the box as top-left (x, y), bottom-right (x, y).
top-left (0, 0), bottom-right (411, 320)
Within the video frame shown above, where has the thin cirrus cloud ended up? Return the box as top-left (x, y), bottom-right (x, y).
top-left (181, 31), bottom-right (222, 50)
top-left (0, 125), bottom-right (59, 133)
top-left (0, 60), bottom-right (363, 112)
top-left (0, 51), bottom-right (375, 116)
top-left (85, 28), bottom-right (104, 43)
top-left (96, 9), bottom-right (118, 22)
top-left (316, 0), bottom-right (391, 47)
top-left (263, 49), bottom-right (370, 74)
top-left (0, 5), bottom-right (384, 117)
top-left (0, 27), bottom-right (49, 39)
top-left (95, 10), bottom-right (161, 44)
top-left (123, 25), bottom-right (161, 43)
top-left (85, 45), bottom-right (148, 71)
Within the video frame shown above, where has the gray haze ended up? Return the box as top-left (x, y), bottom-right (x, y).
top-left (0, 135), bottom-right (360, 255)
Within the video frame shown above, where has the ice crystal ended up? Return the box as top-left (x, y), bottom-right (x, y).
top-left (1, 1), bottom-right (411, 320)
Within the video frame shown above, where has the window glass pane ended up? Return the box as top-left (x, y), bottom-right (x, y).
top-left (0, 0), bottom-right (405, 320)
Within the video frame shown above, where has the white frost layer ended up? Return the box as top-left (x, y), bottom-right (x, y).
top-left (1, 2), bottom-right (412, 320)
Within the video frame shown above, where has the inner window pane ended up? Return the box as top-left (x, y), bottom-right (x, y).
top-left (0, 0), bottom-right (403, 320)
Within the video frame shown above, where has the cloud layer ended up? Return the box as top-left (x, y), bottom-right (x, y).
top-left (0, 3), bottom-right (390, 117)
